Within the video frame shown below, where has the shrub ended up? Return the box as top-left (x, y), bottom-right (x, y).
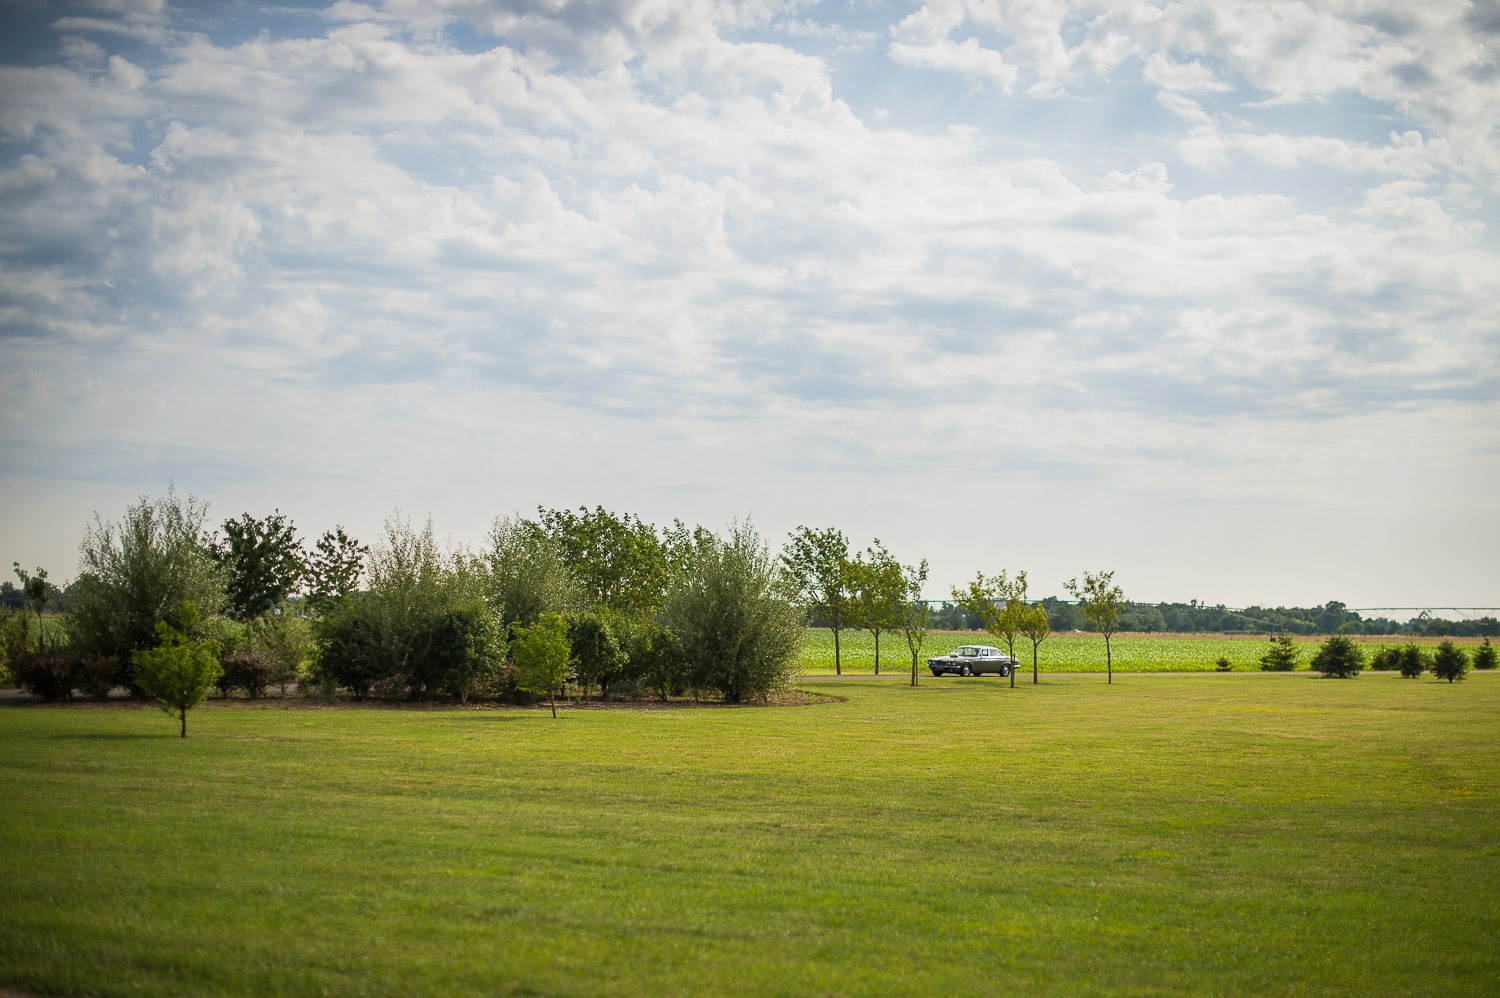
top-left (422, 602), bottom-right (502, 703)
top-left (315, 600), bottom-right (395, 699)
top-left (249, 612), bottom-right (316, 692)
top-left (620, 617), bottom-right (685, 700)
top-left (569, 613), bottom-right (625, 701)
top-left (1397, 644), bottom-right (1428, 679)
top-left (1259, 635), bottom-right (1300, 672)
top-left (75, 654), bottom-right (121, 699)
top-left (1431, 641), bottom-right (1468, 683)
top-left (662, 519), bottom-right (802, 703)
top-left (1473, 638), bottom-right (1497, 671)
top-left (217, 648), bottom-right (279, 699)
top-left (11, 650), bottom-right (77, 701)
top-left (1214, 656), bottom-right (1233, 672)
top-left (1368, 645), bottom-right (1402, 671)
top-left (1311, 635), bottom-right (1364, 678)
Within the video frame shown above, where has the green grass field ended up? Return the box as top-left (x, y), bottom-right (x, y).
top-left (798, 628), bottom-right (1494, 675)
top-left (2, 672), bottom-right (1497, 996)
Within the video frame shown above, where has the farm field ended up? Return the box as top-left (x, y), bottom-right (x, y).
top-left (2, 673), bottom-right (1497, 996)
top-left (798, 628), bottom-right (1496, 676)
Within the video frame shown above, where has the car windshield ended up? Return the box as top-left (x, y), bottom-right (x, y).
top-left (955, 647), bottom-right (977, 656)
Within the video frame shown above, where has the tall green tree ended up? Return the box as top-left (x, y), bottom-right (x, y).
top-left (667, 520), bottom-right (802, 703)
top-left (132, 604), bottom-right (222, 738)
top-left (214, 510), bottom-right (305, 621)
top-left (531, 507), bottom-right (668, 618)
top-left (782, 526), bottom-right (852, 675)
top-left (71, 486), bottom-right (227, 670)
top-left (899, 559), bottom-right (930, 688)
top-left (303, 526), bottom-right (369, 615)
top-left (511, 612), bottom-right (574, 718)
top-left (1065, 571), bottom-right (1126, 684)
top-left (481, 516), bottom-right (578, 633)
top-left (847, 540), bottom-right (905, 676)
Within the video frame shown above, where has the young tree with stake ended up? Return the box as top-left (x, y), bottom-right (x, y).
top-left (899, 559), bottom-right (930, 687)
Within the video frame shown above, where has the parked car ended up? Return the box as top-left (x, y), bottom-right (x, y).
top-left (927, 644), bottom-right (1017, 677)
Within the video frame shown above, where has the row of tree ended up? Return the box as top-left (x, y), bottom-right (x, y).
top-left (1258, 633), bottom-right (1492, 680)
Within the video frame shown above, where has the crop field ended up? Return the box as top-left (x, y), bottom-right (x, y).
top-left (2, 672), bottom-right (1497, 996)
top-left (798, 628), bottom-right (1494, 676)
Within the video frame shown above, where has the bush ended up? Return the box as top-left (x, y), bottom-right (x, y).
top-left (662, 520), bottom-right (802, 703)
top-left (315, 600), bottom-right (395, 699)
top-left (1311, 635), bottom-right (1364, 678)
top-left (569, 613), bottom-right (625, 701)
top-left (1473, 638), bottom-right (1497, 671)
top-left (1431, 641), bottom-right (1468, 683)
top-left (218, 648), bottom-right (279, 698)
top-left (75, 653), bottom-right (121, 699)
top-left (1397, 644), bottom-right (1428, 679)
top-left (1368, 645), bottom-right (1402, 671)
top-left (249, 612), bottom-right (316, 692)
top-left (421, 602), bottom-right (502, 703)
top-left (1214, 656), bottom-right (1232, 672)
top-left (621, 618), bottom-right (685, 700)
top-left (11, 650), bottom-right (78, 701)
top-left (1259, 635), bottom-right (1300, 672)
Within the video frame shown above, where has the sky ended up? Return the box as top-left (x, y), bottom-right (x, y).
top-left (1, 0), bottom-right (1497, 613)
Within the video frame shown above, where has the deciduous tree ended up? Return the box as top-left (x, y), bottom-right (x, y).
top-left (781, 526), bottom-right (852, 675)
top-left (954, 570), bottom-right (1028, 682)
top-left (303, 527), bottom-right (369, 615)
top-left (847, 540), bottom-right (905, 676)
top-left (531, 507), bottom-right (668, 619)
top-left (1065, 571), bottom-right (1126, 684)
top-left (214, 510), bottom-right (305, 621)
top-left (898, 559), bottom-right (930, 687)
top-left (1021, 604), bottom-right (1049, 685)
top-left (511, 612), bottom-right (574, 717)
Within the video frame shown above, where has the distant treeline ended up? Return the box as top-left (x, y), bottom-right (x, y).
top-left (826, 599), bottom-right (1499, 638)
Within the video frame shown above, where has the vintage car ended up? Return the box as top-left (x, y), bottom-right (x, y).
top-left (927, 644), bottom-right (1018, 677)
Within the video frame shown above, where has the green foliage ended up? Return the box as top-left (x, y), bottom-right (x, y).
top-left (247, 611), bottom-right (317, 691)
top-left (1431, 641), bottom-right (1468, 683)
top-left (314, 600), bottom-right (392, 699)
top-left (1397, 644), bottom-right (1428, 679)
top-left (531, 506), bottom-right (668, 619)
top-left (569, 613), bottom-right (626, 701)
top-left (1065, 570), bottom-right (1126, 682)
top-left (213, 510), bottom-right (306, 621)
top-left (846, 541), bottom-right (905, 675)
top-left (1311, 635), bottom-right (1365, 678)
top-left (955, 570), bottom-right (1029, 671)
top-left (131, 605), bottom-right (223, 737)
top-left (1368, 645), bottom-right (1401, 671)
top-left (620, 617), bottom-right (685, 701)
top-left (1021, 605), bottom-right (1051, 684)
top-left (899, 559), bottom-right (930, 687)
top-left (303, 527), bottom-right (369, 616)
top-left (667, 520), bottom-right (803, 703)
top-left (10, 650), bottom-right (78, 702)
top-left (11, 564), bottom-right (50, 636)
top-left (70, 486), bottom-right (227, 672)
top-left (422, 602), bottom-right (503, 703)
top-left (510, 612), bottom-right (574, 717)
top-left (1214, 656), bottom-right (1233, 672)
top-left (1, 608), bottom-right (40, 683)
top-left (481, 516), bottom-right (578, 633)
top-left (780, 525), bottom-right (851, 675)
top-left (1473, 638), bottom-right (1497, 671)
top-left (217, 648), bottom-right (279, 699)
top-left (1259, 635), bottom-right (1300, 672)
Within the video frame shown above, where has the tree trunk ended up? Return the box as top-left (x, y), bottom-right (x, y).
top-left (1106, 633), bottom-right (1112, 684)
top-left (833, 626), bottom-right (841, 675)
top-left (549, 687), bottom-right (557, 718)
top-left (910, 653), bottom-right (918, 687)
top-left (1033, 645), bottom-right (1038, 684)
top-left (873, 631), bottom-right (879, 675)
top-left (180, 709), bottom-right (187, 738)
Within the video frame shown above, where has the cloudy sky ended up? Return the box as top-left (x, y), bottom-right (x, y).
top-left (1, 0), bottom-right (1497, 612)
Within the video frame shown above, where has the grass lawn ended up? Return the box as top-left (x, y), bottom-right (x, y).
top-left (2, 673), bottom-right (1497, 996)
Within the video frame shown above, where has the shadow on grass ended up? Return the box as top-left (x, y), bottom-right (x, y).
top-left (46, 731), bottom-right (168, 740)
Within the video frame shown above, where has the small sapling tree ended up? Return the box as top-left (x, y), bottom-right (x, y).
top-left (511, 612), bottom-right (574, 717)
top-left (1430, 641), bottom-right (1468, 683)
top-left (1021, 604), bottom-right (1049, 685)
top-left (1260, 635), bottom-right (1300, 672)
top-left (847, 541), bottom-right (905, 675)
top-left (1397, 643), bottom-right (1428, 679)
top-left (132, 604), bottom-right (223, 737)
top-left (898, 559), bottom-right (930, 687)
top-left (954, 570), bottom-right (1029, 682)
top-left (12, 564), bottom-right (50, 645)
top-left (1473, 638), bottom-right (1496, 671)
top-left (1311, 635), bottom-right (1364, 678)
top-left (1065, 571), bottom-right (1126, 683)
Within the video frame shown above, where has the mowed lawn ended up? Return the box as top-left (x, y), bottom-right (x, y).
top-left (799, 628), bottom-right (1497, 675)
top-left (2, 673), bottom-right (1497, 996)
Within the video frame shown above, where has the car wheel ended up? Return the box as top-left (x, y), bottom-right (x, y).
top-left (1001, 665), bottom-right (1011, 678)
top-left (960, 664), bottom-right (971, 677)
top-left (930, 667), bottom-right (942, 677)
